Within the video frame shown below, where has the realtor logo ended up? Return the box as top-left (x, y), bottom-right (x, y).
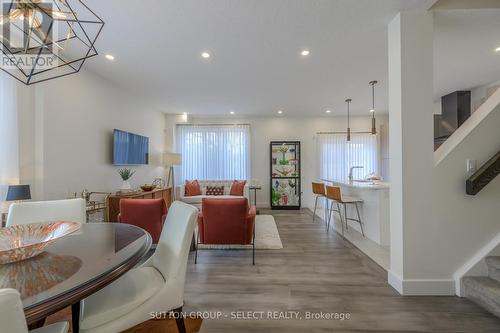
top-left (0, 0), bottom-right (59, 71)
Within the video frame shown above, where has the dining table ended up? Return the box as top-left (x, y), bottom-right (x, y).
top-left (0, 222), bottom-right (152, 333)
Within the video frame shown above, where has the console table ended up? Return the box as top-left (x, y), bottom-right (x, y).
top-left (107, 187), bottom-right (172, 222)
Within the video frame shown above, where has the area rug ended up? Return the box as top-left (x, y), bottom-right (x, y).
top-left (45, 307), bottom-right (203, 333)
top-left (198, 214), bottom-right (283, 250)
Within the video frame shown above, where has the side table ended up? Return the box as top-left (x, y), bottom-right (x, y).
top-left (249, 186), bottom-right (262, 214)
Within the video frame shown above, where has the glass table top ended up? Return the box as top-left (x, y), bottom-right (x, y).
top-left (0, 223), bottom-right (151, 310)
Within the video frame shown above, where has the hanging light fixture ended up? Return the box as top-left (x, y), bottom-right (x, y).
top-left (369, 80), bottom-right (378, 135)
top-left (345, 98), bottom-right (352, 142)
top-left (0, 0), bottom-right (104, 85)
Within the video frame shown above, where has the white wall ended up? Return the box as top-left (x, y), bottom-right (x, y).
top-left (165, 114), bottom-right (389, 209)
top-left (471, 80), bottom-right (500, 113)
top-left (434, 90), bottom-right (500, 293)
top-left (18, 70), bottom-right (167, 200)
top-left (388, 11), bottom-right (439, 294)
top-left (389, 10), bottom-right (500, 296)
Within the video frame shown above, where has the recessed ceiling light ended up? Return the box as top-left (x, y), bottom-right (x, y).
top-left (105, 54), bottom-right (115, 60)
top-left (230, 111), bottom-right (235, 115)
top-left (277, 110), bottom-right (283, 114)
top-left (326, 110), bottom-right (331, 114)
top-left (301, 50), bottom-right (310, 56)
top-left (496, 47), bottom-right (500, 52)
top-left (201, 52), bottom-right (210, 58)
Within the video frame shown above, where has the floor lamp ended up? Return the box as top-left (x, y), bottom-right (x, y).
top-left (163, 153), bottom-right (182, 201)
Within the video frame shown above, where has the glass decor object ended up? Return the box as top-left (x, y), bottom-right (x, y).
top-left (270, 141), bottom-right (301, 210)
top-left (0, 0), bottom-right (104, 85)
top-left (0, 221), bottom-right (81, 264)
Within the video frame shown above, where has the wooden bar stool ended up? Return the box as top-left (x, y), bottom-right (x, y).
top-left (325, 185), bottom-right (364, 236)
top-left (312, 182), bottom-right (327, 223)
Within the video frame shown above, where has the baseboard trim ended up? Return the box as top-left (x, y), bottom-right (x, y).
top-left (388, 270), bottom-right (403, 294)
top-left (388, 270), bottom-right (455, 295)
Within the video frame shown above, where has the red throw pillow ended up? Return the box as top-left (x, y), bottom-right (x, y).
top-left (230, 180), bottom-right (246, 196)
top-left (206, 186), bottom-right (224, 196)
top-left (185, 180), bottom-right (202, 196)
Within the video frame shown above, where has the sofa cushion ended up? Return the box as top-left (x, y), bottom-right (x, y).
top-left (230, 180), bottom-right (246, 196)
top-left (182, 195), bottom-right (244, 205)
top-left (206, 186), bottom-right (224, 196)
top-left (185, 180), bottom-right (202, 196)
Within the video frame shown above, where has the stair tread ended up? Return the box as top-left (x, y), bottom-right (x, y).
top-left (464, 276), bottom-right (500, 298)
top-left (463, 276), bottom-right (500, 318)
top-left (486, 256), bottom-right (500, 270)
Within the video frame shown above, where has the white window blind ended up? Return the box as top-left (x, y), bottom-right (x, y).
top-left (176, 124), bottom-right (250, 182)
top-left (317, 133), bottom-right (378, 182)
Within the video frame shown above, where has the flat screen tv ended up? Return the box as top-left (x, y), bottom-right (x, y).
top-left (113, 129), bottom-right (149, 165)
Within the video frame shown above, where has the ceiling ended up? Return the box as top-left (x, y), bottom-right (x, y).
top-left (434, 8), bottom-right (500, 98)
top-left (80, 0), bottom-right (499, 116)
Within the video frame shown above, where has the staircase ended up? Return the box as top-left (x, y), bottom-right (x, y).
top-left (463, 257), bottom-right (500, 317)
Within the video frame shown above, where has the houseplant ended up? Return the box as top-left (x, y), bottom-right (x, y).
top-left (118, 168), bottom-right (135, 191)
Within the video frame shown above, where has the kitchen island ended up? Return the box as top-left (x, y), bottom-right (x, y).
top-left (322, 179), bottom-right (390, 246)
top-left (321, 179), bottom-right (390, 269)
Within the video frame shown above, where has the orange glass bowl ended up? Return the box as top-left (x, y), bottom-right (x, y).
top-left (0, 221), bottom-right (81, 264)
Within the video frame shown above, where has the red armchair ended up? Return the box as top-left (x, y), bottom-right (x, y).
top-left (196, 198), bottom-right (257, 265)
top-left (118, 199), bottom-right (167, 244)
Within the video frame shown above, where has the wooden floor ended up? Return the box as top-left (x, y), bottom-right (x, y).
top-left (184, 209), bottom-right (500, 332)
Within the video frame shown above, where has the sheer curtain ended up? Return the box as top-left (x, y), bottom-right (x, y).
top-left (176, 124), bottom-right (250, 182)
top-left (0, 72), bottom-right (19, 207)
top-left (317, 133), bottom-right (378, 181)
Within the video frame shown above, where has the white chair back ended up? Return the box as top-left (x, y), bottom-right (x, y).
top-left (6, 198), bottom-right (86, 227)
top-left (0, 289), bottom-right (29, 333)
top-left (150, 201), bottom-right (197, 282)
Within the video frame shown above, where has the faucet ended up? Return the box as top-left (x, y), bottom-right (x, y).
top-left (348, 166), bottom-right (364, 183)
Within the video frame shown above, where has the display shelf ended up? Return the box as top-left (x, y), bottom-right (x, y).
top-left (270, 141), bottom-right (301, 210)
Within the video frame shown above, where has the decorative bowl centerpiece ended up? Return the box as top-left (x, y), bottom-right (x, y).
top-left (0, 221), bottom-right (81, 264)
top-left (140, 184), bottom-right (156, 192)
top-left (0, 252), bottom-right (82, 298)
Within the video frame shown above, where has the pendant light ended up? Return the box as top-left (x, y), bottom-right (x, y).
top-left (345, 98), bottom-right (352, 141)
top-left (0, 0), bottom-right (104, 85)
top-left (369, 80), bottom-right (378, 135)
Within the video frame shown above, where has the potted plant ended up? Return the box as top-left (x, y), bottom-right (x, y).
top-left (118, 168), bottom-right (135, 192)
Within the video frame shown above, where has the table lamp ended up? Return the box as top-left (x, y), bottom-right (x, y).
top-left (6, 185), bottom-right (32, 202)
top-left (163, 153), bottom-right (182, 200)
top-left (2, 185), bottom-right (31, 226)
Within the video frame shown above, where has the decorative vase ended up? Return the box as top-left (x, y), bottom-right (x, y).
top-left (121, 180), bottom-right (132, 191)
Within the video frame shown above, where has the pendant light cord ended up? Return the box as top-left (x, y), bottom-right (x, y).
top-left (345, 98), bottom-right (352, 141)
top-left (372, 83), bottom-right (375, 118)
top-left (369, 80), bottom-right (378, 135)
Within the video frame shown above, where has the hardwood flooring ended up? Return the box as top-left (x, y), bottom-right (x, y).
top-left (184, 209), bottom-right (500, 332)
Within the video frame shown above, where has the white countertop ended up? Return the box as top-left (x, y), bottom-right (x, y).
top-left (322, 179), bottom-right (390, 190)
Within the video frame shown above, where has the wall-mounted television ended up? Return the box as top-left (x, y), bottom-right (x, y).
top-left (113, 129), bottom-right (149, 165)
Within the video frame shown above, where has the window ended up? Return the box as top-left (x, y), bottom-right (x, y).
top-left (317, 133), bottom-right (378, 181)
top-left (176, 124), bottom-right (250, 182)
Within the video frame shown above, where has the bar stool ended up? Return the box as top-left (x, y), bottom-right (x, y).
top-left (325, 185), bottom-right (364, 236)
top-left (312, 182), bottom-right (327, 223)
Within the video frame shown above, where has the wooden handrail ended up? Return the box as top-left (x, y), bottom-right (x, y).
top-left (466, 150), bottom-right (500, 195)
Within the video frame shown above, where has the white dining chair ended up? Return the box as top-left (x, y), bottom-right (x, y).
top-left (6, 199), bottom-right (86, 227)
top-left (79, 201), bottom-right (198, 333)
top-left (0, 288), bottom-right (69, 333)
